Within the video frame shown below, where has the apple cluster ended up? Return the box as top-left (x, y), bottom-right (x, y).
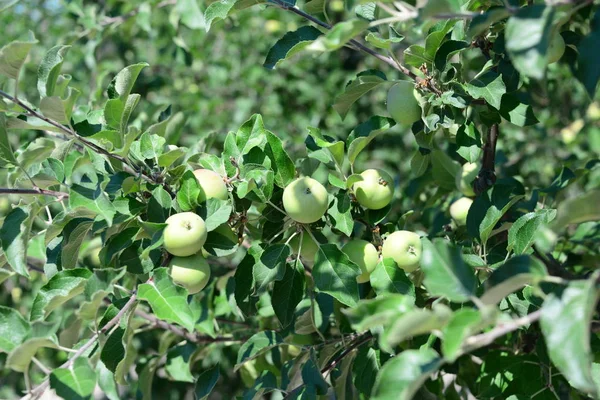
top-left (281, 173), bottom-right (423, 283)
top-left (163, 169), bottom-right (231, 294)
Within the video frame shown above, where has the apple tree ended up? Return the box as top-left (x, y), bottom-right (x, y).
top-left (0, 0), bottom-right (600, 399)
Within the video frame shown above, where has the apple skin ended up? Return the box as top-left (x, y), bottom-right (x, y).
top-left (456, 162), bottom-right (479, 197)
top-left (168, 253), bottom-right (211, 294)
top-left (547, 33), bottom-right (565, 64)
top-left (282, 177), bottom-right (329, 224)
top-left (163, 212), bottom-right (208, 257)
top-left (353, 169), bottom-right (394, 210)
top-left (381, 230), bottom-right (422, 272)
top-left (450, 197), bottom-right (473, 226)
top-left (342, 239), bottom-right (379, 283)
top-left (193, 169), bottom-right (228, 202)
top-left (289, 232), bottom-right (319, 263)
top-left (387, 81), bottom-right (422, 126)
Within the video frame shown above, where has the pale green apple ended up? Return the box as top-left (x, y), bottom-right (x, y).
top-left (193, 169), bottom-right (228, 202)
top-left (282, 177), bottom-right (329, 224)
top-left (163, 212), bottom-right (207, 257)
top-left (342, 239), bottom-right (379, 283)
top-left (387, 81), bottom-right (421, 125)
top-left (450, 197), bottom-right (473, 226)
top-left (169, 253), bottom-right (211, 294)
top-left (353, 169), bottom-right (394, 210)
top-left (382, 230), bottom-right (422, 272)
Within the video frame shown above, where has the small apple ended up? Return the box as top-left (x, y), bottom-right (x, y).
top-left (163, 212), bottom-right (207, 257)
top-left (168, 253), bottom-right (211, 294)
top-left (456, 162), bottom-right (479, 197)
top-left (547, 33), bottom-right (565, 64)
top-left (193, 169), bottom-right (228, 202)
top-left (282, 177), bottom-right (329, 224)
top-left (265, 20), bottom-right (282, 33)
top-left (353, 169), bottom-right (394, 210)
top-left (387, 81), bottom-right (422, 126)
top-left (288, 232), bottom-right (319, 263)
top-left (382, 230), bottom-right (422, 272)
top-left (342, 239), bottom-right (379, 283)
top-left (450, 197), bottom-right (473, 226)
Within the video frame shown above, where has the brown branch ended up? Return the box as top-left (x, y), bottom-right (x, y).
top-left (134, 308), bottom-right (245, 344)
top-left (0, 90), bottom-right (174, 197)
top-left (474, 123), bottom-right (498, 195)
top-left (0, 187), bottom-right (69, 199)
top-left (269, 0), bottom-right (441, 95)
top-left (25, 293), bottom-right (138, 400)
top-left (101, 0), bottom-right (177, 26)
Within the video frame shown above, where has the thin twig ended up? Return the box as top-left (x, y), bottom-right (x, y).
top-left (0, 187), bottom-right (69, 199)
top-left (0, 90), bottom-right (174, 196)
top-left (24, 293), bottom-right (138, 400)
top-left (101, 0), bottom-right (177, 26)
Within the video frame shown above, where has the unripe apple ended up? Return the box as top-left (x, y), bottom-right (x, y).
top-left (342, 239), bottom-right (379, 283)
top-left (450, 197), bottom-right (473, 226)
top-left (282, 177), bottom-right (329, 224)
top-left (456, 162), bottom-right (479, 197)
top-left (386, 81), bottom-right (422, 126)
top-left (163, 212), bottom-right (207, 257)
top-left (193, 169), bottom-right (228, 202)
top-left (288, 233), bottom-right (319, 263)
top-left (547, 33), bottom-right (565, 64)
top-left (168, 253), bottom-right (211, 294)
top-left (382, 230), bottom-right (422, 272)
top-left (352, 169), bottom-right (394, 210)
top-left (265, 20), bottom-right (282, 33)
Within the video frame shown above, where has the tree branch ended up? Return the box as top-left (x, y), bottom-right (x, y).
top-left (101, 0), bottom-right (177, 26)
top-left (24, 293), bottom-right (138, 400)
top-left (268, 0), bottom-right (441, 95)
top-left (0, 90), bottom-right (174, 196)
top-left (134, 308), bottom-right (245, 344)
top-left (0, 187), bottom-right (69, 199)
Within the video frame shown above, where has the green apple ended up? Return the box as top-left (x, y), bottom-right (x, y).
top-left (387, 81), bottom-right (422, 126)
top-left (450, 197), bottom-right (473, 226)
top-left (163, 212), bottom-right (207, 257)
top-left (547, 33), bottom-right (565, 64)
top-left (282, 177), bottom-right (329, 224)
top-left (456, 162), bottom-right (479, 197)
top-left (168, 253), bottom-right (211, 294)
top-left (381, 230), bottom-right (422, 272)
top-left (265, 20), bottom-right (282, 33)
top-left (288, 232), bottom-right (319, 263)
top-left (193, 169), bottom-right (228, 202)
top-left (342, 239), bottom-right (379, 283)
top-left (353, 169), bottom-right (394, 210)
top-left (0, 197), bottom-right (10, 215)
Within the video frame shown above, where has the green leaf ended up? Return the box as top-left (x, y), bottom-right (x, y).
top-left (307, 126), bottom-right (345, 167)
top-left (434, 40), bottom-right (469, 71)
top-left (177, 170), bottom-right (201, 212)
top-left (30, 268), bottom-right (92, 321)
top-left (107, 63), bottom-right (148, 100)
top-left (307, 20), bottom-right (369, 52)
top-left (140, 132), bottom-right (166, 160)
top-left (197, 198), bottom-right (233, 231)
top-left (195, 364), bottom-right (220, 399)
top-left (328, 192), bottom-right (354, 236)
top-left (347, 116), bottom-right (395, 165)
top-left (431, 149), bottom-right (461, 191)
top-left (204, 0), bottom-right (236, 31)
top-left (420, 238), bottom-right (476, 302)
top-left (365, 31), bottom-right (403, 51)
top-left (175, 0), bottom-right (205, 30)
top-left (40, 92), bottom-right (81, 124)
top-left (372, 349), bottom-right (442, 400)
top-left (468, 8), bottom-right (511, 38)
top-left (0, 205), bottom-right (35, 277)
top-left (265, 131), bottom-right (296, 187)
top-left (147, 185), bottom-right (172, 223)
top-left (50, 358), bottom-right (97, 400)
top-left (551, 190), bottom-right (600, 232)
top-left (235, 330), bottom-right (283, 370)
top-left (441, 308), bottom-right (482, 362)
top-left (37, 45), bottom-right (70, 98)
top-left (7, 337), bottom-right (58, 372)
top-left (165, 342), bottom-right (196, 382)
top-left (253, 244), bottom-right (289, 293)
top-left (272, 261), bottom-right (305, 327)
top-left (69, 183), bottom-right (117, 226)
top-left (60, 218), bottom-right (94, 269)
top-left (101, 326), bottom-right (126, 373)
top-left (0, 114), bottom-right (17, 166)
top-left (507, 209), bottom-right (556, 254)
top-left (344, 294), bottom-right (414, 332)
top-left (464, 71), bottom-right (506, 109)
top-left (0, 306), bottom-right (30, 353)
top-left (264, 26), bottom-right (322, 70)
top-left (0, 34), bottom-right (37, 80)
top-left (353, 347), bottom-right (380, 397)
top-left (469, 187), bottom-right (524, 245)
top-left (505, 5), bottom-right (555, 80)
top-left (541, 274), bottom-right (600, 397)
top-left (313, 244), bottom-right (360, 307)
top-left (138, 268), bottom-right (196, 332)
top-left (370, 258), bottom-right (415, 299)
top-left (576, 10), bottom-right (600, 97)
top-left (499, 93), bottom-right (539, 127)
top-left (333, 70), bottom-right (386, 120)
top-left (480, 255), bottom-right (547, 305)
